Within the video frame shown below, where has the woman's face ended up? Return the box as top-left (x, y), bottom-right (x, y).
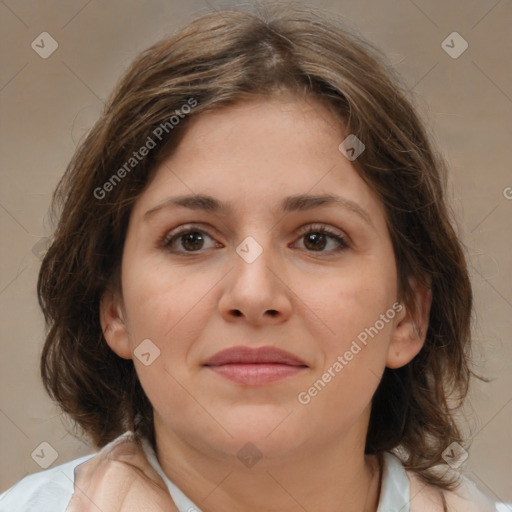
top-left (103, 94), bottom-right (423, 463)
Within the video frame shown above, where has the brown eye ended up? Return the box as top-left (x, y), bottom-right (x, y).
top-left (178, 231), bottom-right (207, 251)
top-left (294, 224), bottom-right (349, 254)
top-left (303, 232), bottom-right (328, 251)
top-left (161, 227), bottom-right (219, 253)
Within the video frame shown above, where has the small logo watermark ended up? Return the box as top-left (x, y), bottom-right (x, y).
top-left (134, 338), bottom-right (161, 366)
top-left (441, 32), bottom-right (468, 59)
top-left (237, 442), bottom-right (263, 469)
top-left (338, 134), bottom-right (365, 161)
top-left (31, 441), bottom-right (59, 469)
top-left (31, 32), bottom-right (58, 59)
top-left (236, 236), bottom-right (263, 264)
top-left (442, 442), bottom-right (468, 469)
top-left (31, 237), bottom-right (50, 260)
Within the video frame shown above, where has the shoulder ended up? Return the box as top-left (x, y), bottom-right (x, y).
top-left (442, 476), bottom-right (512, 512)
top-left (0, 453), bottom-right (94, 512)
top-left (404, 460), bottom-right (509, 512)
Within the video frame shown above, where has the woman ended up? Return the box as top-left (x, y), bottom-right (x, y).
top-left (1, 3), bottom-right (509, 511)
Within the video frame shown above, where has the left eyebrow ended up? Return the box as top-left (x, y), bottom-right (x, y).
top-left (143, 193), bottom-right (373, 227)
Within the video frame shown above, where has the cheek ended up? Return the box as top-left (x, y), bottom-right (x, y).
top-left (298, 282), bottom-right (397, 431)
top-left (120, 262), bottom-right (212, 417)
top-left (317, 256), bottom-right (397, 346)
top-left (121, 256), bottom-right (209, 341)
top-left (301, 258), bottom-right (397, 418)
top-left (120, 258), bottom-right (223, 402)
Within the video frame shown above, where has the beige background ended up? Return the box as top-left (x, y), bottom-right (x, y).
top-left (1, 0), bottom-right (511, 503)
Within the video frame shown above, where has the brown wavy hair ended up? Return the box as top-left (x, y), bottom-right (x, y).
top-left (38, 2), bottom-right (474, 489)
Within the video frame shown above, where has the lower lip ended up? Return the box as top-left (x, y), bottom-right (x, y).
top-left (205, 364), bottom-right (307, 385)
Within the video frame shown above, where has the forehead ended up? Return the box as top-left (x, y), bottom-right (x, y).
top-left (131, 96), bottom-right (385, 223)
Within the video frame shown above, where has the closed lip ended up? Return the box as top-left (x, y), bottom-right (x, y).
top-left (203, 345), bottom-right (308, 367)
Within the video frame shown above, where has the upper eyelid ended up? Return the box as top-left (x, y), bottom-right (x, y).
top-left (164, 222), bottom-right (346, 239)
top-left (162, 222), bottom-right (349, 248)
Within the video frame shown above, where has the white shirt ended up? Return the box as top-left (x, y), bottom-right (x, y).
top-left (1, 438), bottom-right (510, 511)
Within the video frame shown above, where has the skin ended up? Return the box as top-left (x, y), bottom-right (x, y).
top-left (101, 93), bottom-right (431, 512)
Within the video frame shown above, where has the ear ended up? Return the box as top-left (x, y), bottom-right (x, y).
top-left (386, 277), bottom-right (432, 369)
top-left (99, 288), bottom-right (132, 360)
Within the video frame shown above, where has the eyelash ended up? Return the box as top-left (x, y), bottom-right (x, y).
top-left (159, 223), bottom-right (350, 255)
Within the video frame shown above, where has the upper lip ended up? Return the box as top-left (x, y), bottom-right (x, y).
top-left (203, 345), bottom-right (308, 367)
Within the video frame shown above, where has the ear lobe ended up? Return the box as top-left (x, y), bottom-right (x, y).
top-left (386, 278), bottom-right (432, 369)
top-left (99, 289), bottom-right (132, 360)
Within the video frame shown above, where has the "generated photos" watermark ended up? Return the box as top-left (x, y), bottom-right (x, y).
top-left (298, 301), bottom-right (403, 405)
top-left (94, 97), bottom-right (197, 200)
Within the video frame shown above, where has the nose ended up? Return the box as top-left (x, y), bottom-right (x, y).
top-left (218, 239), bottom-right (293, 325)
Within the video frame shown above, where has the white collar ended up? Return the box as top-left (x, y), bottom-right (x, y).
top-left (377, 452), bottom-right (411, 512)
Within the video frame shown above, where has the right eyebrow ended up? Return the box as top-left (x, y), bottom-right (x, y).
top-left (143, 192), bottom-right (373, 227)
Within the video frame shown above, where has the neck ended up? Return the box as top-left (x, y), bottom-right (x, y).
top-left (153, 418), bottom-right (382, 512)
